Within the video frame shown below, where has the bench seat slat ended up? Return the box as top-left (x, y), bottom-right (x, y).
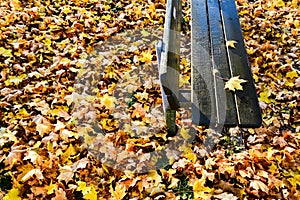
top-left (207, 0), bottom-right (237, 126)
top-left (191, 0), bottom-right (262, 127)
top-left (191, 0), bottom-right (217, 125)
top-left (220, 0), bottom-right (262, 127)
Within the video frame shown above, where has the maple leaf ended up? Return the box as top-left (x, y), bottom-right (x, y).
top-left (139, 50), bottom-right (153, 63)
top-left (57, 165), bottom-right (74, 183)
top-left (3, 188), bottom-right (21, 200)
top-left (83, 186), bottom-right (98, 200)
top-left (4, 145), bottom-right (25, 169)
top-left (23, 150), bottom-right (40, 165)
top-left (224, 76), bottom-right (247, 91)
top-left (286, 70), bottom-right (298, 79)
top-left (4, 74), bottom-right (27, 86)
top-left (168, 177), bottom-right (180, 189)
top-left (193, 177), bottom-right (214, 199)
top-left (179, 74), bottom-right (190, 87)
top-left (110, 183), bottom-right (126, 200)
top-left (214, 192), bottom-right (239, 200)
top-left (258, 90), bottom-right (272, 103)
top-left (54, 120), bottom-right (65, 132)
top-left (131, 103), bottom-right (146, 118)
top-left (46, 181), bottom-right (57, 195)
top-left (0, 47), bottom-right (13, 57)
top-left (21, 169), bottom-right (44, 182)
top-left (52, 188), bottom-right (67, 200)
top-left (180, 126), bottom-right (191, 140)
top-left (249, 180), bottom-right (269, 194)
top-left (226, 40), bottom-right (238, 48)
top-left (135, 91), bottom-right (149, 101)
top-left (100, 93), bottom-right (115, 109)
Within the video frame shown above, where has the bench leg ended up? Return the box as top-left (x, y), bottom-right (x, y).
top-left (165, 109), bottom-right (177, 135)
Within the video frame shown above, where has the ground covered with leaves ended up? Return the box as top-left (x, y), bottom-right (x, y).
top-left (0, 0), bottom-right (299, 199)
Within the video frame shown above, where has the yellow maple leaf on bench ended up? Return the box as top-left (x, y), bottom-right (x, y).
top-left (224, 76), bottom-right (247, 92)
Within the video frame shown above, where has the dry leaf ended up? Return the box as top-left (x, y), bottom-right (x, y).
top-left (224, 76), bottom-right (247, 91)
top-left (226, 40), bottom-right (238, 48)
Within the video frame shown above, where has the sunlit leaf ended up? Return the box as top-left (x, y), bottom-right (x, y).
top-left (3, 188), bottom-right (21, 200)
top-left (226, 40), bottom-right (237, 48)
top-left (0, 47), bottom-right (12, 57)
top-left (224, 76), bottom-right (247, 91)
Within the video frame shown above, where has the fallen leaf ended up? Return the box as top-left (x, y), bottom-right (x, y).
top-left (3, 188), bottom-right (21, 200)
top-left (224, 76), bottom-right (247, 91)
top-left (249, 180), bottom-right (269, 194)
top-left (226, 40), bottom-right (238, 48)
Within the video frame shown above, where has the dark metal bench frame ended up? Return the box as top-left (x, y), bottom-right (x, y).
top-left (156, 0), bottom-right (262, 134)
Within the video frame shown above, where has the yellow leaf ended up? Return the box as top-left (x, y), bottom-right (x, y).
top-left (148, 170), bottom-right (162, 186)
top-left (102, 14), bottom-right (111, 20)
top-left (77, 181), bottom-right (87, 193)
top-left (275, 0), bottom-right (285, 7)
top-left (3, 188), bottom-right (21, 200)
top-left (224, 76), bottom-right (247, 91)
top-left (259, 90), bottom-right (271, 103)
top-left (148, 4), bottom-right (156, 15)
top-left (46, 181), bottom-right (56, 195)
top-left (100, 93), bottom-right (115, 109)
top-left (10, 0), bottom-right (21, 10)
top-left (286, 70), bottom-right (298, 79)
top-left (141, 29), bottom-right (150, 36)
top-left (4, 74), bottom-right (27, 86)
top-left (110, 183), bottom-right (126, 200)
top-left (44, 38), bottom-right (53, 50)
top-left (0, 47), bottom-right (12, 57)
top-left (193, 178), bottom-right (214, 199)
top-left (84, 186), bottom-right (97, 200)
top-left (268, 163), bottom-right (277, 174)
top-left (185, 152), bottom-right (197, 163)
top-left (253, 74), bottom-right (258, 82)
top-left (168, 177), bottom-right (180, 189)
top-left (135, 91), bottom-right (148, 101)
top-left (61, 144), bottom-right (77, 162)
top-left (226, 40), bottom-right (237, 48)
top-left (60, 57), bottom-right (71, 65)
top-left (180, 126), bottom-right (191, 140)
top-left (16, 108), bottom-right (31, 118)
top-left (63, 6), bottom-right (72, 14)
top-left (179, 74), bottom-right (190, 87)
top-left (139, 50), bottom-right (153, 63)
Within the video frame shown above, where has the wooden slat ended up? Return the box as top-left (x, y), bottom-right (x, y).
top-left (220, 0), bottom-right (262, 127)
top-left (159, 0), bottom-right (182, 133)
top-left (191, 0), bottom-right (217, 125)
top-left (207, 0), bottom-right (237, 126)
top-left (160, 0), bottom-right (181, 109)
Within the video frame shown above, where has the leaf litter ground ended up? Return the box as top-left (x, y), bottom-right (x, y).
top-left (0, 0), bottom-right (299, 199)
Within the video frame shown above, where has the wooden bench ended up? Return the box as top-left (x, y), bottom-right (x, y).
top-left (156, 0), bottom-right (262, 134)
